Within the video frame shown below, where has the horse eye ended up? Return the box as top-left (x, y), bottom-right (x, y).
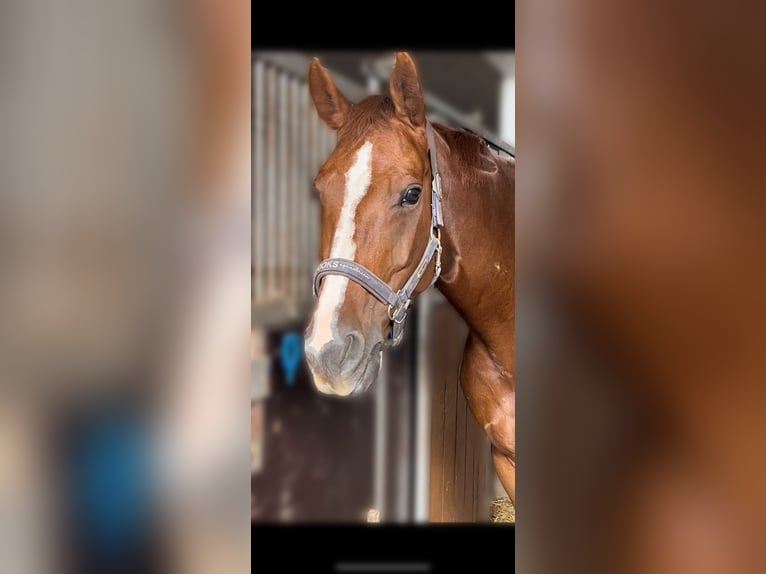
top-left (400, 186), bottom-right (421, 206)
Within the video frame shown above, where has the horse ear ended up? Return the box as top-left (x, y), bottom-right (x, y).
top-left (308, 58), bottom-right (351, 131)
top-left (389, 52), bottom-right (425, 127)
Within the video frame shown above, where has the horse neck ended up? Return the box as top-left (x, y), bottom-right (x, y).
top-left (432, 128), bottom-right (515, 354)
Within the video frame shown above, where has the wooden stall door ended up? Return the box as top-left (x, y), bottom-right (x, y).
top-left (427, 299), bottom-right (491, 522)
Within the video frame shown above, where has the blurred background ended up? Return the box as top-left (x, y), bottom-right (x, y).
top-left (0, 1), bottom-right (250, 573)
top-left (251, 50), bottom-right (515, 523)
top-left (516, 1), bottom-right (766, 572)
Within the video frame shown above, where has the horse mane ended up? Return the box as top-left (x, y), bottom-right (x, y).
top-left (435, 124), bottom-right (506, 186)
top-left (436, 126), bottom-right (486, 167)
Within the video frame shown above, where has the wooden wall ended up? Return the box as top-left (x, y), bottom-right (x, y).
top-left (427, 299), bottom-right (491, 522)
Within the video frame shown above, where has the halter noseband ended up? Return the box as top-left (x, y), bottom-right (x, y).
top-left (312, 120), bottom-right (444, 346)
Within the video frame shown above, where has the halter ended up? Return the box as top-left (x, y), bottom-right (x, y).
top-left (312, 120), bottom-right (444, 346)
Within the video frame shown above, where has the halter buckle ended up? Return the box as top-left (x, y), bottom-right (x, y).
top-left (388, 298), bottom-right (410, 324)
top-left (429, 226), bottom-right (443, 285)
top-left (431, 174), bottom-right (444, 229)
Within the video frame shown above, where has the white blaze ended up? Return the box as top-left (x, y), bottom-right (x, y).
top-left (306, 141), bottom-right (373, 355)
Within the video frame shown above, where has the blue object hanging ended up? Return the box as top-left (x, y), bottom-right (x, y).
top-left (279, 332), bottom-right (303, 385)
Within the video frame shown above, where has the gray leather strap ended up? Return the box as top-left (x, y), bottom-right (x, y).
top-left (312, 233), bottom-right (439, 317)
top-left (426, 122), bottom-right (444, 228)
top-left (313, 258), bottom-right (401, 308)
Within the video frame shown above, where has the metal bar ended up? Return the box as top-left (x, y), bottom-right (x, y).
top-left (311, 105), bottom-right (322, 270)
top-left (265, 64), bottom-right (277, 297)
top-left (308, 102), bottom-right (316, 277)
top-left (286, 75), bottom-right (294, 300)
top-left (278, 71), bottom-right (289, 297)
top-left (290, 76), bottom-right (301, 301)
top-left (300, 78), bottom-right (311, 300)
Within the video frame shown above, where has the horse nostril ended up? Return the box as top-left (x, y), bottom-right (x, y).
top-left (340, 331), bottom-right (365, 367)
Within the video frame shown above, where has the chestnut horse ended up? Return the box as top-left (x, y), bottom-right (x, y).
top-left (303, 52), bottom-right (516, 504)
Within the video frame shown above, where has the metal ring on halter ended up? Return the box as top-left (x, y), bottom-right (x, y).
top-left (388, 300), bottom-right (410, 323)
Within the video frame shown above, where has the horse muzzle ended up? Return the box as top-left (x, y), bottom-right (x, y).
top-left (304, 333), bottom-right (382, 397)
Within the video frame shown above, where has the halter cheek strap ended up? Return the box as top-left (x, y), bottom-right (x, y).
top-left (312, 120), bottom-right (444, 346)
